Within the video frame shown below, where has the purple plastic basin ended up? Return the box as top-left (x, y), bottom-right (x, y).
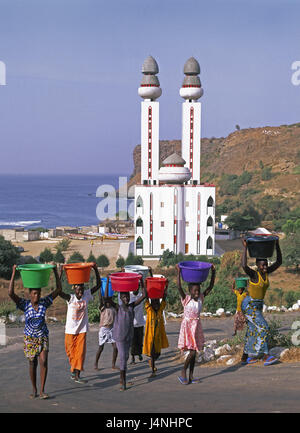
top-left (178, 261), bottom-right (212, 283)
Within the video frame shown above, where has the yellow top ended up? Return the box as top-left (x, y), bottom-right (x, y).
top-left (234, 290), bottom-right (247, 312)
top-left (142, 299), bottom-right (169, 356)
top-left (248, 271), bottom-right (269, 300)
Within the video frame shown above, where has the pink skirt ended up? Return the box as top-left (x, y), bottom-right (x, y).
top-left (178, 318), bottom-right (204, 352)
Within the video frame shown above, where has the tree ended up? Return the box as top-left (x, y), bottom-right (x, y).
top-left (261, 166), bottom-right (273, 181)
top-left (96, 254), bottom-right (110, 268)
top-left (67, 251), bottom-right (85, 263)
top-left (124, 252), bottom-right (144, 266)
top-left (116, 256), bottom-right (125, 269)
top-left (39, 248), bottom-right (54, 263)
top-left (0, 236), bottom-right (21, 279)
top-left (225, 206), bottom-right (261, 231)
top-left (55, 238), bottom-right (71, 253)
top-left (53, 250), bottom-right (65, 264)
top-left (87, 250), bottom-right (97, 263)
top-left (281, 232), bottom-right (300, 272)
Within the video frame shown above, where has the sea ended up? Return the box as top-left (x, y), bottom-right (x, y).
top-left (0, 174), bottom-right (132, 230)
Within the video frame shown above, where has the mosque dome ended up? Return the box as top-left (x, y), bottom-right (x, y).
top-left (158, 153), bottom-right (192, 184)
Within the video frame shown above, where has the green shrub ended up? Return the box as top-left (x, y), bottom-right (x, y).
top-left (39, 248), bottom-right (54, 263)
top-left (0, 300), bottom-right (17, 318)
top-left (267, 318), bottom-right (293, 349)
top-left (203, 281), bottom-right (236, 314)
top-left (68, 251), bottom-right (85, 263)
top-left (0, 236), bottom-right (21, 279)
top-left (261, 166), bottom-right (273, 180)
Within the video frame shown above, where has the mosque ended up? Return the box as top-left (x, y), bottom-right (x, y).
top-left (134, 56), bottom-right (215, 257)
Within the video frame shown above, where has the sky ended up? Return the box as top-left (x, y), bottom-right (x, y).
top-left (0, 0), bottom-right (299, 175)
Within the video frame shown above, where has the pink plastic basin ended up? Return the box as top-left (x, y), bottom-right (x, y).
top-left (110, 272), bottom-right (142, 292)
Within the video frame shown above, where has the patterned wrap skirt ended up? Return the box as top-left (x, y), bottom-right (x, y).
top-left (241, 296), bottom-right (269, 357)
top-left (24, 335), bottom-right (49, 361)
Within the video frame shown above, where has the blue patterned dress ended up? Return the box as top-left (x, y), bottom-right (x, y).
top-left (241, 272), bottom-right (270, 357)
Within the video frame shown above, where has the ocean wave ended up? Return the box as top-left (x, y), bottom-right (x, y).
top-left (0, 220), bottom-right (42, 227)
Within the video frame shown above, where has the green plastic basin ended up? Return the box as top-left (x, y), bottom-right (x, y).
top-left (17, 264), bottom-right (55, 288)
top-left (235, 277), bottom-right (249, 288)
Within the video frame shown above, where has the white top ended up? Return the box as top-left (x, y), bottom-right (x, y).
top-left (118, 292), bottom-right (146, 327)
top-left (65, 289), bottom-right (94, 335)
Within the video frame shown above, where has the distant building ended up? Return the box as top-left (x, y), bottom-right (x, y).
top-left (0, 228), bottom-right (40, 242)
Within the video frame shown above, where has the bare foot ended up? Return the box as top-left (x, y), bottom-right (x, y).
top-left (112, 366), bottom-right (119, 370)
top-left (149, 372), bottom-right (156, 379)
top-left (29, 392), bottom-right (38, 399)
top-left (94, 366), bottom-right (100, 371)
top-left (39, 393), bottom-right (49, 400)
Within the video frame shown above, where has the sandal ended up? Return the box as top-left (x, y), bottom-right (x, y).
top-left (190, 378), bottom-right (201, 384)
top-left (264, 356), bottom-right (278, 366)
top-left (178, 376), bottom-right (189, 385)
top-left (39, 393), bottom-right (49, 400)
top-left (247, 357), bottom-right (258, 364)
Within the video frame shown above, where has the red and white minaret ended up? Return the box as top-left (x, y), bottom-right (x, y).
top-left (138, 56), bottom-right (162, 185)
top-left (180, 57), bottom-right (203, 185)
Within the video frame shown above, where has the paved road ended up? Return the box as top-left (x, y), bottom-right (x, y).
top-left (1, 313), bottom-right (300, 413)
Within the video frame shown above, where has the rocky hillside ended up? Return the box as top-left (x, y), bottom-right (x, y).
top-left (128, 123), bottom-right (300, 222)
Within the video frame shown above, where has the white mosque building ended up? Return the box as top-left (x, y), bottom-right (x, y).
top-left (134, 56), bottom-right (215, 257)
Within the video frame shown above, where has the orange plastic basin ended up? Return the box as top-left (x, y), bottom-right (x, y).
top-left (63, 262), bottom-right (93, 285)
top-left (146, 277), bottom-right (167, 299)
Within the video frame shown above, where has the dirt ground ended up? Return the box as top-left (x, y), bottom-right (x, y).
top-left (13, 237), bottom-right (131, 269)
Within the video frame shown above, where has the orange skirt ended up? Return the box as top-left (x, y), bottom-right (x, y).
top-left (65, 333), bottom-right (86, 372)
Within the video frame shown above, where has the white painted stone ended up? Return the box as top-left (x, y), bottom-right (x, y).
top-left (217, 355), bottom-right (231, 363)
top-left (215, 344), bottom-right (231, 356)
top-left (8, 313), bottom-right (17, 323)
top-left (269, 347), bottom-right (287, 358)
top-left (280, 349), bottom-right (290, 359)
top-left (226, 358), bottom-right (235, 366)
top-left (292, 303), bottom-right (299, 311)
top-left (216, 308), bottom-right (225, 316)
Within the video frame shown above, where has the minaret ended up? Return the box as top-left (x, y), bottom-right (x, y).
top-left (180, 57), bottom-right (203, 184)
top-left (138, 56), bottom-right (162, 185)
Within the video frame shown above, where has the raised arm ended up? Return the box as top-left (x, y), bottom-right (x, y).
top-left (133, 280), bottom-right (146, 308)
top-left (162, 280), bottom-right (168, 301)
top-left (50, 265), bottom-right (63, 299)
top-left (8, 265), bottom-right (21, 305)
top-left (230, 280), bottom-right (236, 294)
top-left (175, 264), bottom-right (186, 300)
top-left (267, 238), bottom-right (282, 274)
top-left (58, 265), bottom-right (71, 302)
top-left (203, 264), bottom-right (216, 297)
top-left (91, 262), bottom-right (101, 294)
top-left (241, 239), bottom-right (257, 280)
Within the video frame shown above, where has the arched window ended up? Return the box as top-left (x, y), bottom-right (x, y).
top-left (206, 236), bottom-right (213, 250)
top-left (136, 196), bottom-right (143, 208)
top-left (207, 216), bottom-right (213, 227)
top-left (136, 236), bottom-right (143, 250)
top-left (207, 196), bottom-right (214, 207)
top-left (136, 217), bottom-right (143, 227)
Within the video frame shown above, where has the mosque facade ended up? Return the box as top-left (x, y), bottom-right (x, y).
top-left (134, 56), bottom-right (215, 257)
